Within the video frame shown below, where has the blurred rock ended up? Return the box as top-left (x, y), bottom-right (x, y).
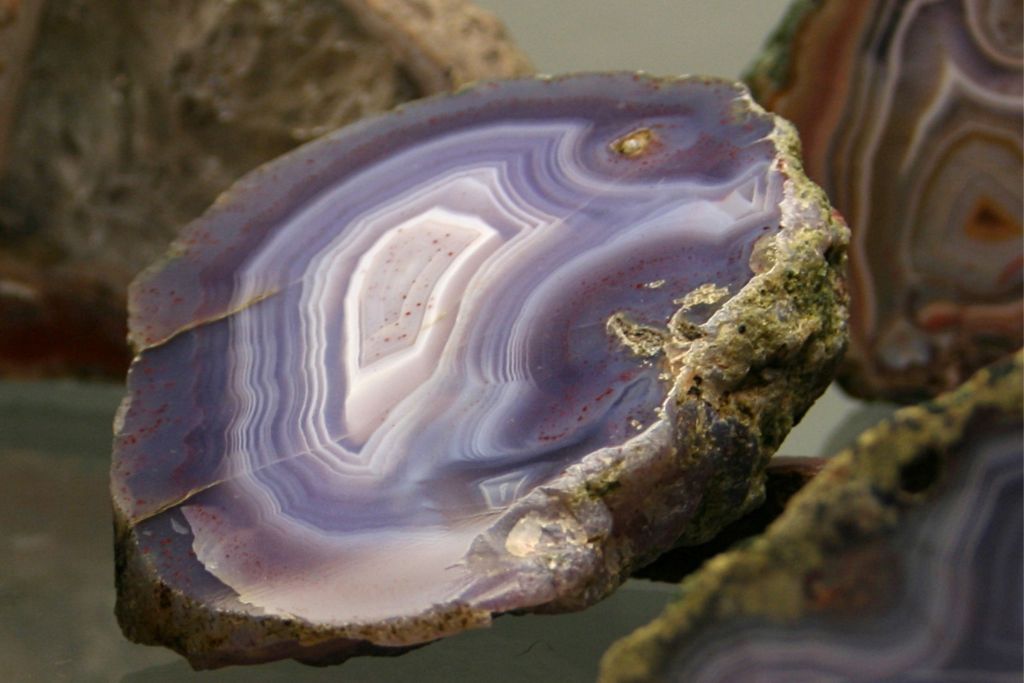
top-left (602, 350), bottom-right (1023, 682)
top-left (633, 456), bottom-right (825, 584)
top-left (747, 0), bottom-right (1023, 402)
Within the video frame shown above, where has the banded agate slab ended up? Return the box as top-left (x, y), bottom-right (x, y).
top-left (748, 0), bottom-right (1024, 401)
top-left (111, 73), bottom-right (849, 667)
top-left (601, 351), bottom-right (1024, 683)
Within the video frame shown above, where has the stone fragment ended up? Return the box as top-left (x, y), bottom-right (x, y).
top-left (601, 350), bottom-right (1023, 683)
top-left (0, 0), bottom-right (45, 175)
top-left (747, 0), bottom-right (1023, 401)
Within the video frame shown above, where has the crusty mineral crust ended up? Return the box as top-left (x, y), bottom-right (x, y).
top-left (0, 0), bottom-right (531, 378)
top-left (112, 74), bottom-right (850, 669)
top-left (742, 0), bottom-right (820, 99)
top-left (599, 350), bottom-right (1023, 683)
top-left (474, 111), bottom-right (850, 614)
top-left (634, 456), bottom-right (826, 583)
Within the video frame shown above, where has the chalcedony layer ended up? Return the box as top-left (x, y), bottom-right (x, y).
top-left (112, 73), bottom-right (849, 667)
top-left (747, 0), bottom-right (1023, 400)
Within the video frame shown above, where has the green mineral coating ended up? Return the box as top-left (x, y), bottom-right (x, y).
top-left (607, 312), bottom-right (668, 357)
top-left (598, 350), bottom-right (1023, 683)
top-left (742, 0), bottom-right (821, 98)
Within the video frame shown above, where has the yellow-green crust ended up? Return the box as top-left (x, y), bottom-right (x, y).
top-left (600, 350), bottom-right (1022, 683)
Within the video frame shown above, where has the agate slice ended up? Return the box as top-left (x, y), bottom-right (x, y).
top-left (747, 0), bottom-right (1024, 401)
top-left (0, 0), bottom-right (530, 378)
top-left (111, 73), bottom-right (848, 668)
top-left (601, 351), bottom-right (1023, 683)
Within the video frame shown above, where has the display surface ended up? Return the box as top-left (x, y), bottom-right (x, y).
top-left (111, 73), bottom-right (848, 667)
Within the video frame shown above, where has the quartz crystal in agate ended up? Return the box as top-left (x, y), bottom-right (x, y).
top-left (747, 0), bottom-right (1023, 401)
top-left (601, 351), bottom-right (1023, 683)
top-left (111, 73), bottom-right (848, 668)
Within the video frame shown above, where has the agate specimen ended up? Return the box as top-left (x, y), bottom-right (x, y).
top-left (601, 351), bottom-right (1023, 683)
top-left (0, 0), bottom-right (530, 378)
top-left (747, 0), bottom-right (1024, 401)
top-left (111, 73), bottom-right (848, 668)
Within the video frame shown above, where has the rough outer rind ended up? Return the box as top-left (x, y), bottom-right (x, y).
top-left (599, 350), bottom-right (1024, 683)
top-left (635, 456), bottom-right (827, 583)
top-left (114, 514), bottom-right (492, 667)
top-left (0, 0), bottom-right (531, 379)
top-left (112, 74), bottom-right (849, 668)
top-left (485, 122), bottom-right (851, 612)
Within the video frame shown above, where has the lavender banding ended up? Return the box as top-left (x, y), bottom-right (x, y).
top-left (112, 73), bottom-right (848, 667)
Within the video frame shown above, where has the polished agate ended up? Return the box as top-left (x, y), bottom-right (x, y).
top-left (601, 352), bottom-right (1023, 683)
top-left (747, 0), bottom-right (1023, 400)
top-left (112, 74), bottom-right (849, 667)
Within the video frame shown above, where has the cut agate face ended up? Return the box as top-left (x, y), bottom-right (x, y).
top-left (601, 351), bottom-right (1023, 683)
top-left (747, 0), bottom-right (1023, 401)
top-left (111, 73), bottom-right (848, 668)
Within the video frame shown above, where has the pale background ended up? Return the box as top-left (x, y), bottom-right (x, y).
top-left (0, 2), bottom-right (897, 681)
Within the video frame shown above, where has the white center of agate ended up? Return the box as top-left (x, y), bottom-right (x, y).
top-left (343, 208), bottom-right (501, 440)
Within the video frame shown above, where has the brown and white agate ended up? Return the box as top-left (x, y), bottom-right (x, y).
top-left (111, 73), bottom-right (848, 668)
top-left (601, 351), bottom-right (1023, 683)
top-left (748, 0), bottom-right (1023, 400)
